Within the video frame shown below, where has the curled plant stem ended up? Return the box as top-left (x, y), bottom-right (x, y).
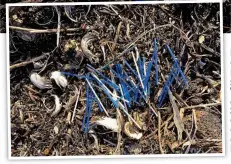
top-left (64, 6), bottom-right (78, 23)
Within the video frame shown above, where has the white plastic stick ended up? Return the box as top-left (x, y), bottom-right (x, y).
top-left (86, 78), bottom-right (109, 116)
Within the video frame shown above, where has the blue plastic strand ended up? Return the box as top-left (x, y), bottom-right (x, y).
top-left (157, 44), bottom-right (188, 107)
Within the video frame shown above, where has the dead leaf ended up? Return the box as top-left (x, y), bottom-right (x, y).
top-left (168, 90), bottom-right (184, 141)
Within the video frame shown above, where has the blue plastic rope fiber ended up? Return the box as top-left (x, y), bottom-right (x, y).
top-left (144, 38), bottom-right (158, 90)
top-left (142, 57), bottom-right (146, 80)
top-left (97, 100), bottom-right (104, 112)
top-left (121, 67), bottom-right (147, 102)
top-left (83, 74), bottom-right (106, 133)
top-left (147, 82), bottom-right (151, 97)
top-left (158, 62), bottom-right (178, 107)
top-left (154, 40), bottom-right (158, 86)
top-left (165, 44), bottom-right (188, 86)
top-left (85, 90), bottom-right (94, 133)
top-left (82, 85), bottom-right (88, 131)
top-left (87, 64), bottom-right (120, 91)
top-left (110, 67), bottom-right (133, 91)
top-left (90, 73), bottom-right (119, 108)
top-left (123, 59), bottom-right (139, 78)
top-left (138, 57), bottom-right (142, 79)
top-left (157, 44), bottom-right (188, 108)
top-left (61, 72), bottom-right (86, 79)
top-left (115, 64), bottom-right (131, 107)
top-left (82, 83), bottom-right (91, 132)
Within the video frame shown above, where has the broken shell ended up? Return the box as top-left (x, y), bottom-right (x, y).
top-left (91, 117), bottom-right (119, 132)
top-left (54, 126), bottom-right (59, 134)
top-left (51, 95), bottom-right (62, 117)
top-left (30, 73), bottom-right (52, 89)
top-left (81, 33), bottom-right (100, 63)
top-left (124, 122), bottom-right (143, 140)
top-left (50, 71), bottom-right (68, 89)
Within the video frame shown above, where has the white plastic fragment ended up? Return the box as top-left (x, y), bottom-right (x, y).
top-left (51, 95), bottom-right (62, 117)
top-left (94, 117), bottom-right (119, 133)
top-left (50, 71), bottom-right (68, 89)
top-left (30, 73), bottom-right (52, 89)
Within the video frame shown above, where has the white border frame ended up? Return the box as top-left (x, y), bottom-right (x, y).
top-left (6, 0), bottom-right (224, 160)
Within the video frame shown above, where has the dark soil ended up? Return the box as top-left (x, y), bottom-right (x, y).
top-left (9, 3), bottom-right (221, 157)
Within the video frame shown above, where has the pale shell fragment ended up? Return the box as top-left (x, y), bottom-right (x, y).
top-left (51, 95), bottom-right (62, 117)
top-left (30, 73), bottom-right (52, 89)
top-left (94, 117), bottom-right (119, 133)
top-left (124, 122), bottom-right (143, 140)
top-left (50, 71), bottom-right (68, 89)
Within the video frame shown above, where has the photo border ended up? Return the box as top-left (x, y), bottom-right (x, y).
top-left (6, 0), bottom-right (225, 159)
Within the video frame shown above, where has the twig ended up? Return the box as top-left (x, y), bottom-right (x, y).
top-left (148, 103), bottom-right (158, 117)
top-left (9, 26), bottom-right (80, 33)
top-left (98, 45), bottom-right (136, 70)
top-left (158, 111), bottom-right (165, 154)
top-left (132, 52), bottom-right (144, 90)
top-left (114, 110), bottom-right (122, 154)
top-left (117, 101), bottom-right (142, 130)
top-left (200, 43), bottom-right (220, 57)
top-left (123, 23), bottom-right (172, 51)
top-left (111, 21), bottom-right (123, 54)
top-left (109, 5), bottom-right (123, 20)
top-left (126, 23), bottom-right (132, 41)
top-left (10, 53), bottom-right (49, 70)
top-left (54, 6), bottom-right (61, 47)
top-left (223, 26), bottom-right (231, 30)
top-left (173, 92), bottom-right (197, 140)
top-left (71, 87), bottom-right (81, 123)
top-left (180, 102), bottom-right (221, 110)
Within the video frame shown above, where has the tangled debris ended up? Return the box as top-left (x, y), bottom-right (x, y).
top-left (9, 4), bottom-right (221, 156)
top-left (1, 1), bottom-right (137, 33)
